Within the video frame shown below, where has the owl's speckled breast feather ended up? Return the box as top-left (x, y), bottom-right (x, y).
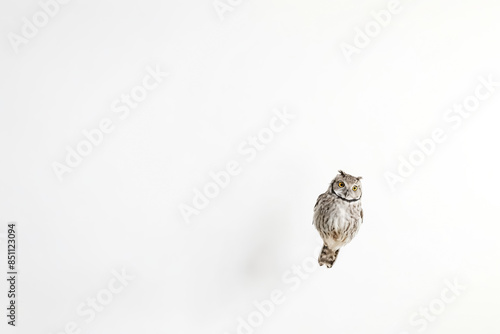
top-left (313, 193), bottom-right (363, 244)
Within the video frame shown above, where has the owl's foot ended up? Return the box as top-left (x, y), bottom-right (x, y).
top-left (318, 256), bottom-right (336, 268)
top-left (318, 247), bottom-right (340, 268)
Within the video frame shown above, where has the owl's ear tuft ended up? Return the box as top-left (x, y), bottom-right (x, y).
top-left (338, 170), bottom-right (346, 176)
top-left (356, 176), bottom-right (363, 180)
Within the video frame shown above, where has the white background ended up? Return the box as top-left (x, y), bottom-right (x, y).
top-left (1, 0), bottom-right (500, 333)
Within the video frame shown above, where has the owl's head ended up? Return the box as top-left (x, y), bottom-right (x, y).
top-left (330, 170), bottom-right (363, 201)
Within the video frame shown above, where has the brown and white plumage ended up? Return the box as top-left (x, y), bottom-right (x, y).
top-left (313, 170), bottom-right (364, 268)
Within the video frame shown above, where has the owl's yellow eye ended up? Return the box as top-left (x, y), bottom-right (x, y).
top-left (352, 186), bottom-right (358, 191)
top-left (338, 182), bottom-right (345, 188)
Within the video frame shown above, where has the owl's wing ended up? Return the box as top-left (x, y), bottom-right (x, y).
top-left (312, 193), bottom-right (328, 224)
top-left (314, 193), bottom-right (328, 210)
top-left (313, 194), bottom-right (322, 210)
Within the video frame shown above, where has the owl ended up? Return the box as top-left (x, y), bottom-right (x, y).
top-left (313, 170), bottom-right (363, 268)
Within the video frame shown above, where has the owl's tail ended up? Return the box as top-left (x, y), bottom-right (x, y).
top-left (318, 245), bottom-right (340, 268)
